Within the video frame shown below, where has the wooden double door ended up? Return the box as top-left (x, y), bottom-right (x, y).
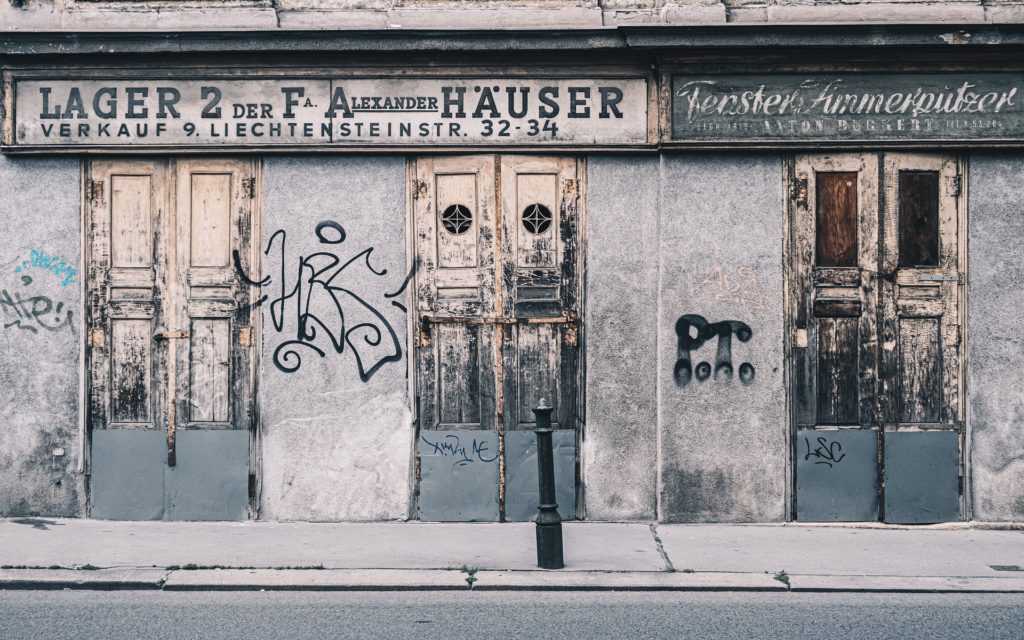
top-left (790, 153), bottom-right (964, 523)
top-left (86, 158), bottom-right (257, 520)
top-left (413, 155), bottom-right (582, 521)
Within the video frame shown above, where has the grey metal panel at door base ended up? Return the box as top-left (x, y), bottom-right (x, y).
top-left (883, 430), bottom-right (959, 524)
top-left (90, 430), bottom-right (166, 521)
top-left (418, 431), bottom-right (499, 522)
top-left (796, 429), bottom-right (879, 522)
top-left (165, 430), bottom-right (249, 521)
top-left (504, 430), bottom-right (576, 522)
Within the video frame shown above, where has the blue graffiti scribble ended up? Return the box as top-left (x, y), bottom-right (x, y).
top-left (14, 249), bottom-right (77, 288)
top-left (421, 434), bottom-right (499, 467)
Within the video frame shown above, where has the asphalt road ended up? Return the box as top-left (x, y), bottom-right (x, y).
top-left (1, 590), bottom-right (1022, 640)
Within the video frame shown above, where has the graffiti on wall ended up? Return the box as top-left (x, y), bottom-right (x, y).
top-left (420, 433), bottom-right (500, 468)
top-left (803, 435), bottom-right (846, 468)
top-left (234, 219), bottom-right (411, 381)
top-left (673, 314), bottom-right (754, 387)
top-left (14, 249), bottom-right (78, 288)
top-left (1, 275), bottom-right (74, 334)
top-left (688, 266), bottom-right (778, 311)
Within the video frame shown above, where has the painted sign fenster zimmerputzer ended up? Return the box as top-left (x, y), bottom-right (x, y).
top-left (86, 158), bottom-right (256, 521)
top-left (671, 74), bottom-right (1024, 144)
top-left (791, 152), bottom-right (962, 524)
top-left (414, 155), bottom-right (581, 523)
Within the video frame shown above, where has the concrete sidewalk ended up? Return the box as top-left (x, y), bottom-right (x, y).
top-left (1, 518), bottom-right (1022, 592)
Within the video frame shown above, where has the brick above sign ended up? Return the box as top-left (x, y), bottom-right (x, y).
top-left (671, 74), bottom-right (1024, 145)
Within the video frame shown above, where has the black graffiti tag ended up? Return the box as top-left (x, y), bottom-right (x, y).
top-left (233, 220), bottom-right (412, 382)
top-left (804, 436), bottom-right (846, 468)
top-left (1, 275), bottom-right (74, 334)
top-left (673, 314), bottom-right (754, 387)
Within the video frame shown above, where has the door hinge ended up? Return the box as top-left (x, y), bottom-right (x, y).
top-left (239, 327), bottom-right (253, 347)
top-left (944, 322), bottom-right (961, 346)
top-left (86, 179), bottom-right (105, 206)
top-left (242, 176), bottom-right (258, 199)
top-left (790, 177), bottom-right (808, 209)
top-left (416, 319), bottom-right (431, 347)
top-left (563, 324), bottom-right (579, 347)
top-left (412, 179), bottom-right (428, 200)
top-left (562, 179), bottom-right (579, 199)
top-left (89, 329), bottom-right (105, 348)
top-left (949, 174), bottom-right (963, 198)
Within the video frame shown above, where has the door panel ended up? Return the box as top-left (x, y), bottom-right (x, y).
top-left (174, 158), bottom-right (254, 440)
top-left (415, 156), bottom-right (498, 432)
top-left (414, 155), bottom-right (582, 522)
top-left (87, 158), bottom-right (256, 521)
top-left (880, 153), bottom-right (961, 432)
top-left (499, 156), bottom-right (580, 431)
top-left (791, 152), bottom-right (963, 523)
top-left (88, 160), bottom-right (168, 436)
top-left (793, 154), bottom-right (879, 436)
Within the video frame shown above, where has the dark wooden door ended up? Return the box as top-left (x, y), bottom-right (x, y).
top-left (791, 152), bottom-right (963, 523)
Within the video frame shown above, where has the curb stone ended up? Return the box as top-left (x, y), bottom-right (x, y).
top-left (789, 574), bottom-right (1024, 593)
top-left (163, 569), bottom-right (468, 591)
top-left (0, 568), bottom-right (167, 590)
top-left (3, 568), bottom-right (1024, 593)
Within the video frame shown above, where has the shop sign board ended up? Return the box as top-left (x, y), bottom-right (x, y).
top-left (672, 74), bottom-right (1024, 144)
top-left (5, 77), bottom-right (649, 149)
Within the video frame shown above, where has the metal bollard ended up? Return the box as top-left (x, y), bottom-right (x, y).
top-left (533, 398), bottom-right (564, 570)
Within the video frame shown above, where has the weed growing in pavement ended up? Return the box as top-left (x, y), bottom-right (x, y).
top-left (773, 570), bottom-right (790, 587)
top-left (460, 565), bottom-right (479, 589)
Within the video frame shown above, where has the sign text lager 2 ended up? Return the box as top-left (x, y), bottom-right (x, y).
top-left (11, 77), bottom-right (649, 148)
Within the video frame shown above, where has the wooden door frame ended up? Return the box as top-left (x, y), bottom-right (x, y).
top-left (405, 154), bottom-right (588, 522)
top-left (82, 155), bottom-right (263, 518)
top-left (783, 151), bottom-right (969, 522)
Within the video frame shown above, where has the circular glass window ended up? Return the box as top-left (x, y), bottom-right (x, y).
top-left (441, 204), bottom-right (473, 235)
top-left (522, 203), bottom-right (553, 234)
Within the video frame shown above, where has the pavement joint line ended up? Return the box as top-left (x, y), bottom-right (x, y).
top-left (649, 524), bottom-right (676, 572)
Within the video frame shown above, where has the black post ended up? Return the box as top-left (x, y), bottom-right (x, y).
top-left (533, 398), bottom-right (564, 570)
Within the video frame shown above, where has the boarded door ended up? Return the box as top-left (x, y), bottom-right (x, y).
top-left (87, 158), bottom-right (257, 521)
top-left (414, 155), bottom-right (581, 522)
top-left (791, 153), bottom-right (963, 523)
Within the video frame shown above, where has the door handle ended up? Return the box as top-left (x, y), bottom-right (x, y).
top-left (154, 329), bottom-right (189, 340)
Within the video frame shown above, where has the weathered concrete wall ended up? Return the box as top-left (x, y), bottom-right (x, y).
top-left (0, 0), bottom-right (1013, 31)
top-left (584, 156), bottom-right (659, 521)
top-left (658, 154), bottom-right (786, 522)
top-left (967, 154), bottom-right (1024, 522)
top-left (0, 155), bottom-right (84, 517)
top-left (259, 156), bottom-right (413, 521)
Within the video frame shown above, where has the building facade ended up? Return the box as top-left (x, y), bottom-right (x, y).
top-left (2, 2), bottom-right (1023, 523)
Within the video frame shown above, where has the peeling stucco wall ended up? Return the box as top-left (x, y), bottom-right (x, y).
top-left (1, 0), bottom-right (1019, 31)
top-left (258, 155), bottom-right (413, 521)
top-left (967, 153), bottom-right (1024, 522)
top-left (0, 155), bottom-right (84, 517)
